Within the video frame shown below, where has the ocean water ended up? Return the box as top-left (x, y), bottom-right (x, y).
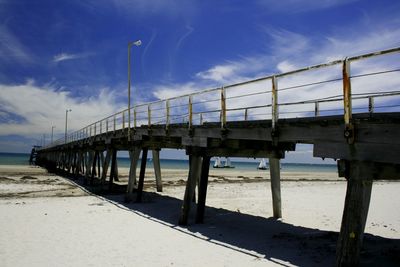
top-left (0, 152), bottom-right (337, 173)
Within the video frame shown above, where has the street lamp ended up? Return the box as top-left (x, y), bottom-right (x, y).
top-left (65, 109), bottom-right (72, 144)
top-left (128, 39), bottom-right (142, 141)
top-left (51, 126), bottom-right (56, 143)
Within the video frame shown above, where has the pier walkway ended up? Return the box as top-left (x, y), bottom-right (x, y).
top-left (36, 47), bottom-right (400, 266)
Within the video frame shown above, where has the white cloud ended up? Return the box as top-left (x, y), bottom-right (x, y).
top-left (0, 81), bottom-right (125, 140)
top-left (53, 52), bottom-right (88, 63)
top-left (196, 64), bottom-right (239, 83)
top-left (276, 60), bottom-right (297, 73)
top-left (152, 82), bottom-right (200, 99)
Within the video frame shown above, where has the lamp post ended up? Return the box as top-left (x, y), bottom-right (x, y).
top-left (51, 126), bottom-right (56, 143)
top-left (128, 39), bottom-right (142, 141)
top-left (65, 109), bottom-right (72, 144)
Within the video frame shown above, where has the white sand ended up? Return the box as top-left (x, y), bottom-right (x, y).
top-left (0, 165), bottom-right (399, 266)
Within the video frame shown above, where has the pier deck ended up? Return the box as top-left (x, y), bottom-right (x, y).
top-left (36, 47), bottom-right (400, 266)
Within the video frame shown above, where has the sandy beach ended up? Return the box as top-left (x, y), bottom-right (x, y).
top-left (0, 165), bottom-right (399, 266)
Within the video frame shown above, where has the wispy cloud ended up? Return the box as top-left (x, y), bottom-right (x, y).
top-left (52, 52), bottom-right (89, 63)
top-left (257, 0), bottom-right (360, 13)
top-left (0, 24), bottom-right (33, 64)
top-left (80, 0), bottom-right (197, 18)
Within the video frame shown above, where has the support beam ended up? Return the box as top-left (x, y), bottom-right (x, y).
top-left (90, 151), bottom-right (98, 185)
top-left (84, 151), bottom-right (94, 185)
top-left (74, 152), bottom-right (81, 176)
top-left (136, 148), bottom-right (148, 203)
top-left (179, 155), bottom-right (202, 225)
top-left (101, 149), bottom-right (112, 185)
top-left (196, 156), bottom-right (210, 223)
top-left (152, 149), bottom-right (163, 192)
top-left (125, 148), bottom-right (141, 201)
top-left (269, 157), bottom-right (282, 218)
top-left (108, 149), bottom-right (117, 191)
top-left (114, 154), bottom-right (119, 182)
top-left (336, 161), bottom-right (373, 267)
top-left (97, 151), bottom-right (101, 180)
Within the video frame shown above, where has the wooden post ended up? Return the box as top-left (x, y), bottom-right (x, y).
top-left (114, 154), bottom-right (119, 182)
top-left (152, 149), bottom-right (163, 192)
top-left (74, 152), bottom-right (80, 176)
top-left (336, 161), bottom-right (373, 267)
top-left (220, 87), bottom-right (226, 129)
top-left (136, 148), bottom-right (148, 203)
top-left (81, 152), bottom-right (85, 174)
top-left (126, 148), bottom-right (141, 198)
top-left (188, 96), bottom-right (193, 129)
top-left (196, 156), bottom-right (210, 223)
top-left (67, 151), bottom-right (73, 173)
top-left (179, 155), bottom-right (202, 225)
top-left (101, 149), bottom-right (112, 185)
top-left (72, 152), bottom-right (77, 174)
top-left (269, 157), bottom-right (282, 218)
top-left (97, 151), bottom-right (101, 179)
top-left (90, 151), bottom-right (98, 185)
top-left (108, 149), bottom-right (117, 191)
top-left (85, 151), bottom-right (94, 185)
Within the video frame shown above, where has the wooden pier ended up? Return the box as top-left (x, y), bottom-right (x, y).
top-left (36, 47), bottom-right (400, 266)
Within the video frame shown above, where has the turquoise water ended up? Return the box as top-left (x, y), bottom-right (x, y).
top-left (0, 152), bottom-right (337, 173)
top-left (0, 153), bottom-right (31, 165)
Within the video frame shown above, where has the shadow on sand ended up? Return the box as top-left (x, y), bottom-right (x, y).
top-left (106, 190), bottom-right (399, 267)
top-left (63, 171), bottom-right (399, 267)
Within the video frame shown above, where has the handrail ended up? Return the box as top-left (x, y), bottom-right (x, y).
top-left (42, 46), bottom-right (400, 149)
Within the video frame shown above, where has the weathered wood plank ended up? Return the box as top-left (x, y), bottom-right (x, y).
top-left (314, 142), bottom-right (400, 165)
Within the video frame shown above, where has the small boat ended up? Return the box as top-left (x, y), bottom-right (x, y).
top-left (223, 157), bottom-right (235, 168)
top-left (258, 158), bottom-right (269, 170)
top-left (213, 157), bottom-right (235, 168)
top-left (213, 157), bottom-right (223, 168)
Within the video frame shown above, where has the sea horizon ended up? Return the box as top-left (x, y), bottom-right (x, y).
top-left (0, 152), bottom-right (337, 173)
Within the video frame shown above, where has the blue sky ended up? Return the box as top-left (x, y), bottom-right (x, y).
top-left (1, 0), bottom-right (400, 163)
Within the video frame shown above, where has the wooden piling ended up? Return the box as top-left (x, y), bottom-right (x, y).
top-left (101, 149), bottom-right (112, 185)
top-left (108, 149), bottom-right (117, 191)
top-left (126, 148), bottom-right (141, 201)
top-left (114, 154), bottom-right (119, 182)
top-left (269, 157), bottom-right (282, 218)
top-left (336, 161), bottom-right (373, 267)
top-left (97, 151), bottom-right (101, 179)
top-left (85, 151), bottom-right (94, 185)
top-left (152, 149), bottom-right (163, 192)
top-left (196, 156), bottom-right (210, 223)
top-left (136, 148), bottom-right (148, 203)
top-left (90, 151), bottom-right (98, 185)
top-left (179, 155), bottom-right (202, 225)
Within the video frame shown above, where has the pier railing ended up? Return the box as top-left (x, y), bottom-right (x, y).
top-left (45, 47), bottom-right (400, 148)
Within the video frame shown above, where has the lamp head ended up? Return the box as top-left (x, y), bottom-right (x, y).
top-left (132, 40), bottom-right (142, 46)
